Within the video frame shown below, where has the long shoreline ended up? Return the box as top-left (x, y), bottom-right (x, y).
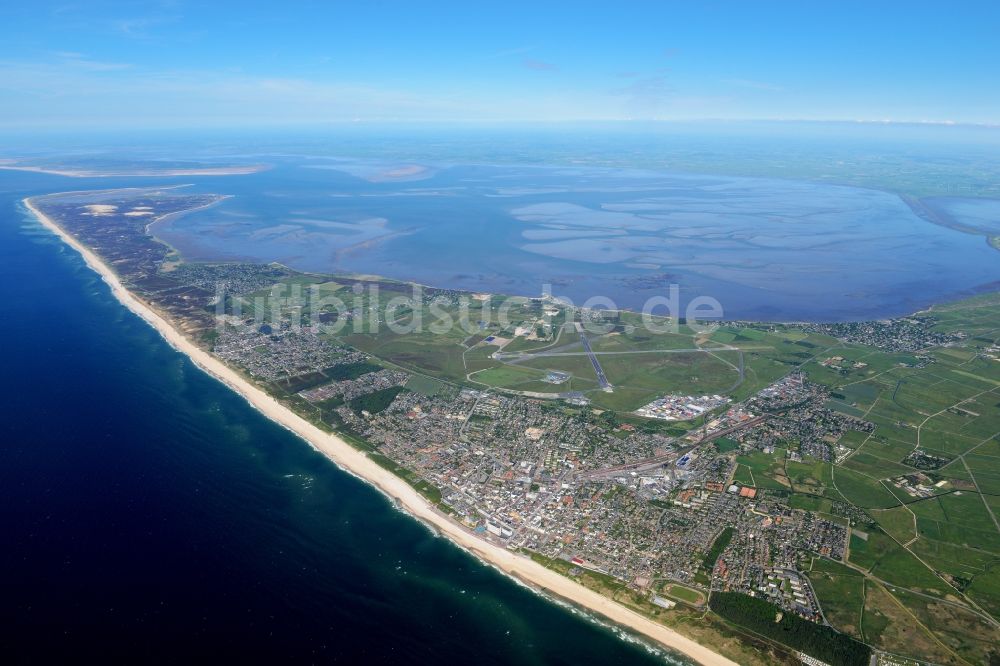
top-left (3, 164), bottom-right (267, 177)
top-left (23, 195), bottom-right (737, 666)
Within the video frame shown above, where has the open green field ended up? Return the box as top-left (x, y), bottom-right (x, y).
top-left (732, 463), bottom-right (755, 486)
top-left (661, 583), bottom-right (706, 606)
top-left (871, 505), bottom-right (917, 543)
top-left (832, 468), bottom-right (900, 508)
top-left (807, 565), bottom-right (865, 638)
top-left (325, 299), bottom-right (849, 410)
top-left (404, 373), bottom-right (450, 396)
top-left (848, 529), bottom-right (954, 597)
top-left (510, 349), bottom-right (742, 409)
top-left (786, 459), bottom-right (837, 496)
top-left (735, 449), bottom-right (791, 491)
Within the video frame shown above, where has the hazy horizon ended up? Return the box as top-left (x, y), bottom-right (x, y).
top-left (2, 1), bottom-right (999, 129)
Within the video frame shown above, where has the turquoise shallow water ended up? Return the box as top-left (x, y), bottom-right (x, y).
top-left (0, 169), bottom-right (679, 664)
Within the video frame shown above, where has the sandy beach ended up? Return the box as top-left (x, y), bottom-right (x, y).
top-left (24, 196), bottom-right (737, 666)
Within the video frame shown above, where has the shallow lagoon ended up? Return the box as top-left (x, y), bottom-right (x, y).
top-left (155, 158), bottom-right (1000, 321)
top-left (923, 197), bottom-right (1000, 235)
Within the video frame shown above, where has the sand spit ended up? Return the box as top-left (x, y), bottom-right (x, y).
top-left (4, 164), bottom-right (268, 178)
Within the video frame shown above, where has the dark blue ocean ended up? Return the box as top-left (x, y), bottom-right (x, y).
top-left (0, 169), bottom-right (676, 663)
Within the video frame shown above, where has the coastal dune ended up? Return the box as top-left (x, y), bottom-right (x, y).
top-left (25, 196), bottom-right (737, 666)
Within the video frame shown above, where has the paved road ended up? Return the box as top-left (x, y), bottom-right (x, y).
top-left (579, 331), bottom-right (612, 390)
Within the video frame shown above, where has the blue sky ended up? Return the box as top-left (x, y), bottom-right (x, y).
top-left (1, 1), bottom-right (998, 128)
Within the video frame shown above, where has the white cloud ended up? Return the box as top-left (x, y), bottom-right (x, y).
top-left (52, 51), bottom-right (133, 71)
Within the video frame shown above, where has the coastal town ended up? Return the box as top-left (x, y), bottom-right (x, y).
top-left (26, 188), bottom-right (1000, 666)
top-left (294, 350), bottom-right (859, 622)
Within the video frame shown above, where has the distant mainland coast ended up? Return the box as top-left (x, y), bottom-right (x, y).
top-left (2, 162), bottom-right (267, 178)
